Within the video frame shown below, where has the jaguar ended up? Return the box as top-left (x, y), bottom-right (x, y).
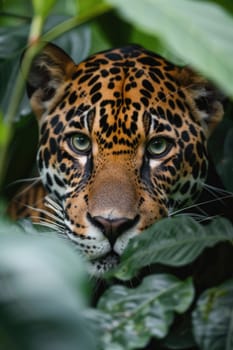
top-left (9, 43), bottom-right (224, 275)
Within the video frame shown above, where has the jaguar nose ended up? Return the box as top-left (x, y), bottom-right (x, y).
top-left (87, 213), bottom-right (139, 247)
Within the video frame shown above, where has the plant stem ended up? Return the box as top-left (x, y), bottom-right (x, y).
top-left (0, 12), bottom-right (45, 188)
top-left (0, 3), bottom-right (113, 188)
top-left (29, 14), bottom-right (44, 44)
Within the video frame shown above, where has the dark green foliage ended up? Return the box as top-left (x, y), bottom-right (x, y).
top-left (0, 221), bottom-right (96, 350)
top-left (193, 279), bottom-right (233, 350)
top-left (109, 216), bottom-right (233, 280)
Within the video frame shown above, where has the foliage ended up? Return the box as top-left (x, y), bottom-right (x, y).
top-left (109, 0), bottom-right (233, 96)
top-left (96, 274), bottom-right (194, 349)
top-left (0, 220), bottom-right (96, 350)
top-left (109, 216), bottom-right (233, 280)
top-left (193, 279), bottom-right (233, 350)
top-left (0, 0), bottom-right (233, 349)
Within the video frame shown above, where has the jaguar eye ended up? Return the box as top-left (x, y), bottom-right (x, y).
top-left (69, 133), bottom-right (91, 154)
top-left (147, 137), bottom-right (172, 157)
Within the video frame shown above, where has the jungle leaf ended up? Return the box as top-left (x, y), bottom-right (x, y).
top-left (192, 278), bottom-right (233, 350)
top-left (110, 216), bottom-right (233, 280)
top-left (0, 219), bottom-right (96, 350)
top-left (108, 0), bottom-right (233, 96)
top-left (92, 274), bottom-right (194, 350)
top-left (0, 17), bottom-right (91, 116)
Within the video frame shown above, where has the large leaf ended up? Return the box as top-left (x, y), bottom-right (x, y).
top-left (92, 274), bottom-right (194, 350)
top-left (108, 0), bottom-right (233, 96)
top-left (192, 278), bottom-right (233, 350)
top-left (110, 216), bottom-right (233, 280)
top-left (0, 220), bottom-right (96, 350)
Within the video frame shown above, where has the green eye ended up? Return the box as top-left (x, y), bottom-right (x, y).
top-left (70, 133), bottom-right (91, 153)
top-left (147, 137), bottom-right (172, 157)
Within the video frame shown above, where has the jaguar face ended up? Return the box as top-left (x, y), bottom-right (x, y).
top-left (19, 44), bottom-right (223, 274)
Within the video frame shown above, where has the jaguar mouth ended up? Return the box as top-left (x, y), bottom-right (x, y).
top-left (88, 251), bottom-right (120, 276)
top-left (64, 228), bottom-right (121, 275)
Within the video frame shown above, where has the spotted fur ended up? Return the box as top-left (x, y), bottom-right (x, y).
top-left (9, 44), bottom-right (223, 275)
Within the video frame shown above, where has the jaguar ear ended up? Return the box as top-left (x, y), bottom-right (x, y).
top-left (177, 67), bottom-right (224, 137)
top-left (25, 43), bottom-right (75, 119)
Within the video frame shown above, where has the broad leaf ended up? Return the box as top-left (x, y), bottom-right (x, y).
top-left (108, 0), bottom-right (233, 96)
top-left (94, 274), bottom-right (194, 350)
top-left (192, 278), bottom-right (233, 350)
top-left (0, 220), bottom-right (96, 350)
top-left (51, 17), bottom-right (91, 63)
top-left (110, 216), bottom-right (233, 280)
top-left (89, 21), bottom-right (112, 55)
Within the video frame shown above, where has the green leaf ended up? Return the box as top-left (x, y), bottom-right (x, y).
top-left (192, 278), bottom-right (233, 350)
top-left (108, 0), bottom-right (233, 96)
top-left (0, 17), bottom-right (91, 117)
top-left (52, 0), bottom-right (78, 16)
top-left (0, 220), bottom-right (96, 350)
top-left (0, 0), bottom-right (33, 26)
top-left (89, 21), bottom-right (112, 55)
top-left (211, 0), bottom-right (233, 15)
top-left (53, 19), bottom-right (91, 63)
top-left (129, 27), bottom-right (184, 65)
top-left (110, 216), bottom-right (233, 280)
top-left (95, 274), bottom-right (194, 350)
top-left (0, 25), bottom-right (29, 115)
